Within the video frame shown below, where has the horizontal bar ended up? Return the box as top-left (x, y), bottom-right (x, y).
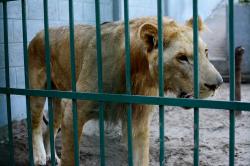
top-left (0, 0), bottom-right (18, 2)
top-left (1, 88), bottom-right (250, 111)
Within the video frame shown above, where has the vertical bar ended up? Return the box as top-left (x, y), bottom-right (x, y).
top-left (68, 0), bottom-right (79, 165)
top-left (123, 0), bottom-right (133, 165)
top-left (3, 1), bottom-right (15, 165)
top-left (43, 0), bottom-right (55, 165)
top-left (228, 0), bottom-right (235, 165)
top-left (112, 0), bottom-right (121, 21)
top-left (94, 0), bottom-right (105, 165)
top-left (157, 0), bottom-right (165, 165)
top-left (21, 0), bottom-right (34, 165)
top-left (192, 0), bottom-right (199, 166)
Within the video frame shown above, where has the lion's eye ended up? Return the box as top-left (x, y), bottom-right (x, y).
top-left (177, 54), bottom-right (189, 63)
top-left (205, 48), bottom-right (208, 58)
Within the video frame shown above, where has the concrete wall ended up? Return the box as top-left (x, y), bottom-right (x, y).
top-left (233, 4), bottom-right (250, 77)
top-left (0, 0), bottom-right (222, 126)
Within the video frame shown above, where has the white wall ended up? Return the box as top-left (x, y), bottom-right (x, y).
top-left (120, 0), bottom-right (159, 19)
top-left (167, 0), bottom-right (224, 22)
top-left (119, 0), bottom-right (223, 23)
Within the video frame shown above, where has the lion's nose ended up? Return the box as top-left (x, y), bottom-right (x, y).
top-left (217, 75), bottom-right (223, 86)
top-left (204, 76), bottom-right (223, 91)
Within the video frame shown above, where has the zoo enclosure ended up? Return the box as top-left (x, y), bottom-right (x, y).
top-left (0, 0), bottom-right (250, 166)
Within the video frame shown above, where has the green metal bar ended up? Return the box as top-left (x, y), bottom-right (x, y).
top-left (1, 88), bottom-right (250, 111)
top-left (3, 1), bottom-right (15, 165)
top-left (68, 1), bottom-right (79, 165)
top-left (123, 0), bottom-right (133, 165)
top-left (68, 1), bottom-right (76, 92)
top-left (43, 0), bottom-right (55, 165)
top-left (94, 0), bottom-right (105, 165)
top-left (157, 0), bottom-right (165, 165)
top-left (21, 0), bottom-right (34, 165)
top-left (192, 0), bottom-right (200, 165)
top-left (228, 0), bottom-right (235, 165)
top-left (0, 0), bottom-right (17, 2)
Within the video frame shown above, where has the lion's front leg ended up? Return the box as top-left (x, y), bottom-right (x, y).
top-left (133, 127), bottom-right (150, 166)
top-left (60, 100), bottom-right (85, 166)
top-left (60, 99), bottom-right (88, 166)
top-left (122, 113), bottom-right (151, 166)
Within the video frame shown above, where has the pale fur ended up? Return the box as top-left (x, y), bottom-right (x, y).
top-left (28, 17), bottom-right (222, 166)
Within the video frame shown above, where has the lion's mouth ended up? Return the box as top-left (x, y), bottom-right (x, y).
top-left (178, 91), bottom-right (193, 99)
top-left (177, 92), bottom-right (193, 109)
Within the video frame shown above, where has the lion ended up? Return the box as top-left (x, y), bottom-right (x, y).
top-left (28, 17), bottom-right (223, 165)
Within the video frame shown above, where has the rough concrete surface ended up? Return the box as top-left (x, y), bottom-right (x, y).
top-left (0, 83), bottom-right (250, 166)
top-left (202, 0), bottom-right (229, 77)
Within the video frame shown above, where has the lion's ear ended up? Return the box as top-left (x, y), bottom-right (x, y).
top-left (186, 16), bottom-right (204, 31)
top-left (139, 23), bottom-right (158, 52)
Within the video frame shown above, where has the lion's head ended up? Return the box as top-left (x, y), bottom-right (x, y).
top-left (138, 17), bottom-right (223, 99)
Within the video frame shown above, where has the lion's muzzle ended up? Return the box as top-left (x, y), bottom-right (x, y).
top-left (204, 75), bottom-right (223, 91)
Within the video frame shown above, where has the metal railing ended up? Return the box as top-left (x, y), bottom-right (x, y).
top-left (0, 0), bottom-right (249, 166)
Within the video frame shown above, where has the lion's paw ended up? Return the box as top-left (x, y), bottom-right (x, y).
top-left (46, 153), bottom-right (60, 165)
top-left (34, 149), bottom-right (46, 165)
